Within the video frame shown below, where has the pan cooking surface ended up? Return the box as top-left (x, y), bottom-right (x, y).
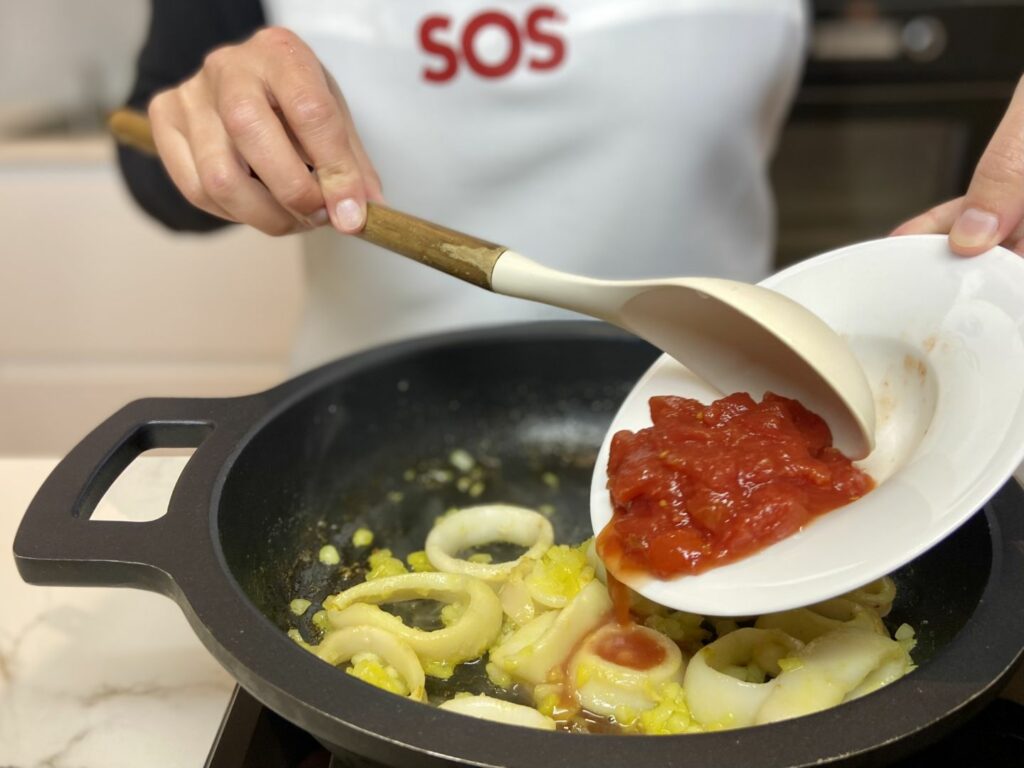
top-left (217, 329), bottom-right (990, 729)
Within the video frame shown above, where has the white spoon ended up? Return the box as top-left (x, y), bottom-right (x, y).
top-left (358, 204), bottom-right (876, 459)
top-left (107, 109), bottom-right (875, 457)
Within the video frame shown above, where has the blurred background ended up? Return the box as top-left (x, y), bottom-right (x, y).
top-left (1, 0), bottom-right (1022, 456)
top-left (0, 0), bottom-right (302, 456)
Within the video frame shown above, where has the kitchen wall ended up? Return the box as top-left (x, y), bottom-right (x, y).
top-left (0, 3), bottom-right (303, 456)
top-left (0, 1), bottom-right (147, 135)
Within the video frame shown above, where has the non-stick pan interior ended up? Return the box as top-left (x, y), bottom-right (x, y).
top-left (216, 326), bottom-right (991, 696)
top-left (218, 329), bottom-right (654, 615)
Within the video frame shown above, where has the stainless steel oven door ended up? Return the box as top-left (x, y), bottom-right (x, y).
top-left (770, 1), bottom-right (1024, 268)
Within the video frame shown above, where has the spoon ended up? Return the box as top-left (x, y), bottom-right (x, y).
top-left (109, 109), bottom-right (876, 458)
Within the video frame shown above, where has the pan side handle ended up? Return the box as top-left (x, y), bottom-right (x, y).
top-left (12, 396), bottom-right (251, 593)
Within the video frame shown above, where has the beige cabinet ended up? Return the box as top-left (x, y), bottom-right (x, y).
top-left (0, 138), bottom-right (303, 455)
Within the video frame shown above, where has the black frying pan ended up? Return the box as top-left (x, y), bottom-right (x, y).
top-left (13, 322), bottom-right (1024, 767)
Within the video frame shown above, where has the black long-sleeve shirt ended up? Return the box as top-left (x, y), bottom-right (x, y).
top-left (117, 0), bottom-right (265, 232)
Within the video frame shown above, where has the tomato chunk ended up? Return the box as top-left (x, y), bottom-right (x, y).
top-left (598, 393), bottom-right (873, 578)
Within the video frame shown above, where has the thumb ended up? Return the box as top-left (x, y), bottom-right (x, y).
top-left (950, 77), bottom-right (1024, 255)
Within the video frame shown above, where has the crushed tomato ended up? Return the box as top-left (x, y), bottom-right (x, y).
top-left (597, 393), bottom-right (873, 579)
top-left (592, 626), bottom-right (667, 670)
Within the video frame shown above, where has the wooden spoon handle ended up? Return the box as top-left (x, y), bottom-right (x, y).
top-left (109, 108), bottom-right (158, 154)
top-left (359, 206), bottom-right (504, 289)
top-left (107, 108), bottom-right (506, 289)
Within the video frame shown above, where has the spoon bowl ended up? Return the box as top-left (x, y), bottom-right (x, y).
top-left (351, 204), bottom-right (877, 459)
top-left (590, 235), bottom-right (1024, 616)
top-left (491, 252), bottom-right (875, 458)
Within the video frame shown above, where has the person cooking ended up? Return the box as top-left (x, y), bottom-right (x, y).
top-left (118, 1), bottom-right (1024, 373)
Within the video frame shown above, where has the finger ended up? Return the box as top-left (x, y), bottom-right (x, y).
top-left (183, 93), bottom-right (304, 236)
top-left (1001, 216), bottom-right (1024, 255)
top-left (260, 34), bottom-right (368, 232)
top-left (337, 112), bottom-right (384, 204)
top-left (950, 76), bottom-right (1024, 256)
top-left (271, 118), bottom-right (336, 225)
top-left (324, 73), bottom-right (385, 204)
top-left (280, 117), bottom-right (313, 166)
top-left (352, 136), bottom-right (386, 204)
top-left (207, 64), bottom-right (326, 224)
top-left (192, 146), bottom-right (303, 237)
top-left (890, 197), bottom-right (964, 237)
top-left (150, 96), bottom-right (234, 221)
top-left (276, 74), bottom-right (366, 231)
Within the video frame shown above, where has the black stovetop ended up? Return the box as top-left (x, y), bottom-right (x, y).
top-left (204, 686), bottom-right (1024, 768)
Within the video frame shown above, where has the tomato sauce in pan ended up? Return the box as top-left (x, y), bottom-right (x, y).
top-left (598, 393), bottom-right (873, 579)
top-left (592, 626), bottom-right (667, 670)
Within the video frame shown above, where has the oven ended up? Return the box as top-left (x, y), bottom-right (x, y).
top-left (771, 0), bottom-right (1024, 267)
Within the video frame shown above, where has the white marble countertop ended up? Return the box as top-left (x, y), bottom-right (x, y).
top-left (0, 458), bottom-right (234, 768)
top-left (2, 456), bottom-right (1023, 767)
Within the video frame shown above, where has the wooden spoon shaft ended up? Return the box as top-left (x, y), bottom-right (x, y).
top-left (107, 108), bottom-right (506, 289)
top-left (109, 108), bottom-right (158, 154)
top-left (359, 206), bottom-right (504, 289)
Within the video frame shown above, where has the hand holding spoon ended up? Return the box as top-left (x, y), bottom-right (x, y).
top-left (109, 107), bottom-right (875, 458)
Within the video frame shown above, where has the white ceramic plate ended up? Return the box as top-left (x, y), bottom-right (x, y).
top-left (590, 235), bottom-right (1024, 616)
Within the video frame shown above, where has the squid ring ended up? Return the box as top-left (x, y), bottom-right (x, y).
top-left (490, 580), bottom-right (612, 686)
top-left (684, 628), bottom-right (803, 729)
top-left (425, 505), bottom-right (554, 583)
top-left (323, 572), bottom-right (503, 664)
top-left (843, 576), bottom-right (897, 618)
top-left (754, 597), bottom-right (885, 644)
top-left (756, 627), bottom-right (911, 725)
top-left (439, 694), bottom-right (557, 730)
top-left (568, 624), bottom-right (684, 718)
top-left (312, 625), bottom-right (427, 701)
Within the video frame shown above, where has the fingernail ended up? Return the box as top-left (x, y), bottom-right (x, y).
top-left (308, 208), bottom-right (329, 227)
top-left (334, 198), bottom-right (364, 231)
top-left (950, 208), bottom-right (999, 250)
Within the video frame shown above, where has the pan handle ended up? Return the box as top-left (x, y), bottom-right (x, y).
top-left (13, 395), bottom-right (253, 593)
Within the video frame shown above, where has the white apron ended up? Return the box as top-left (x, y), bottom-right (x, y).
top-left (263, 0), bottom-right (807, 371)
